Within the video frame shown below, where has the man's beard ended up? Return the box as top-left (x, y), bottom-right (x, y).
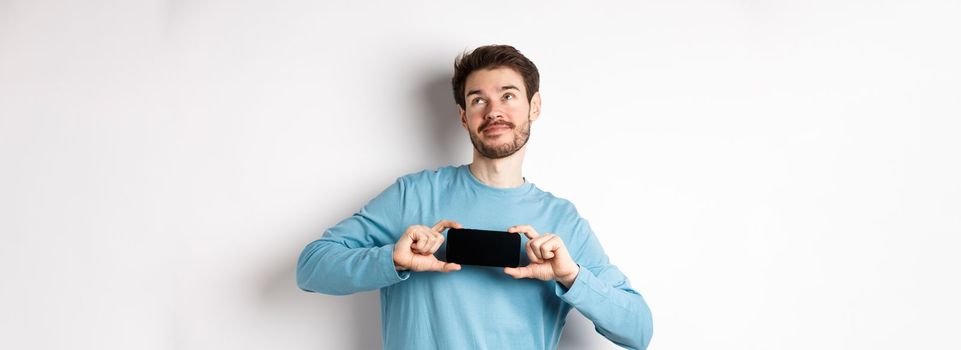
top-left (468, 115), bottom-right (532, 159)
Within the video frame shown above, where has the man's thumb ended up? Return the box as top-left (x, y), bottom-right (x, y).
top-left (504, 267), bottom-right (529, 279)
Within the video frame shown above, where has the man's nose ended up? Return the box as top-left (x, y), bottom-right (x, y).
top-left (484, 104), bottom-right (505, 120)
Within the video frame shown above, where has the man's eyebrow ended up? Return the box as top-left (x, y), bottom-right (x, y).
top-left (466, 85), bottom-right (520, 97)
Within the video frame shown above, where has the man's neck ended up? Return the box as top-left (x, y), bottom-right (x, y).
top-left (469, 147), bottom-right (526, 189)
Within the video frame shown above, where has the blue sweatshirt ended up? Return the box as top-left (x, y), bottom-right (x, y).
top-left (296, 164), bottom-right (653, 349)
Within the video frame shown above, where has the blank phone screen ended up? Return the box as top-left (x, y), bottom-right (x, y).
top-left (445, 228), bottom-right (521, 268)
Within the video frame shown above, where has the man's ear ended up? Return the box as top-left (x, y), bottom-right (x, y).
top-left (529, 91), bottom-right (542, 122)
top-left (458, 105), bottom-right (468, 129)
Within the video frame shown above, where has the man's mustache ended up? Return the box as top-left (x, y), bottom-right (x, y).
top-left (479, 121), bottom-right (514, 133)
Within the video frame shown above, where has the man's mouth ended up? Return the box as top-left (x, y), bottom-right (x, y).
top-left (482, 123), bottom-right (512, 134)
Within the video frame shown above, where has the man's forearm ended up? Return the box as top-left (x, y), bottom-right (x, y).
top-left (556, 266), bottom-right (654, 350)
top-left (296, 239), bottom-right (409, 295)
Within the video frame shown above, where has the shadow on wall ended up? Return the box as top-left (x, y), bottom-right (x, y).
top-left (417, 68), bottom-right (470, 165)
top-left (259, 68), bottom-right (602, 349)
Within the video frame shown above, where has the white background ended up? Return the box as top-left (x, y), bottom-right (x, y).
top-left (2, 0), bottom-right (959, 349)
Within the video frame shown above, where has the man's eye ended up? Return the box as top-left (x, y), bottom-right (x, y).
top-left (472, 98), bottom-right (486, 105)
top-left (503, 94), bottom-right (514, 100)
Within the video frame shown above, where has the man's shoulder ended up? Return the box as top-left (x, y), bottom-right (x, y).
top-left (393, 165), bottom-right (461, 186)
top-left (537, 188), bottom-right (579, 214)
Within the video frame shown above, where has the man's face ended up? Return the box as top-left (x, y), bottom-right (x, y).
top-left (459, 66), bottom-right (541, 159)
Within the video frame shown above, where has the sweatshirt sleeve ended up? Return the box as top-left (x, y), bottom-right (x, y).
top-left (296, 178), bottom-right (412, 295)
top-left (554, 215), bottom-right (654, 350)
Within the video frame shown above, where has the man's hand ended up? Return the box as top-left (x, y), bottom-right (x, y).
top-left (393, 220), bottom-right (463, 273)
top-left (504, 225), bottom-right (580, 288)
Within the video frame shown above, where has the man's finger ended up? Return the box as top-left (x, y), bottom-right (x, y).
top-left (548, 235), bottom-right (572, 262)
top-left (529, 235), bottom-right (548, 261)
top-left (428, 233), bottom-right (445, 254)
top-left (433, 220), bottom-right (462, 232)
top-left (410, 230), bottom-right (424, 251)
top-left (504, 266), bottom-right (532, 279)
top-left (508, 224), bottom-right (539, 240)
top-left (441, 262), bottom-right (461, 273)
top-left (412, 230), bottom-right (431, 253)
top-left (399, 226), bottom-right (418, 246)
top-left (429, 259), bottom-right (461, 273)
top-left (426, 233), bottom-right (441, 255)
top-left (525, 240), bottom-right (542, 264)
top-left (540, 235), bottom-right (560, 259)
top-left (424, 232), bottom-right (437, 254)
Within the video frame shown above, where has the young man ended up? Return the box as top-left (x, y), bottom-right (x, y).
top-left (297, 45), bottom-right (653, 349)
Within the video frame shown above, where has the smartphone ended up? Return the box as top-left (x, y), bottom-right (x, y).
top-left (445, 228), bottom-right (521, 268)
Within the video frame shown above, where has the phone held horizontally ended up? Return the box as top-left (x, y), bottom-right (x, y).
top-left (445, 228), bottom-right (521, 268)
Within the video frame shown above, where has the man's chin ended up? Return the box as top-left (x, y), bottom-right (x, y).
top-left (477, 151), bottom-right (514, 160)
top-left (482, 141), bottom-right (514, 152)
top-left (469, 132), bottom-right (525, 159)
top-left (475, 144), bottom-right (521, 159)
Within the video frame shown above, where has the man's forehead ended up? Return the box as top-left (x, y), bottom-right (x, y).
top-left (464, 67), bottom-right (525, 94)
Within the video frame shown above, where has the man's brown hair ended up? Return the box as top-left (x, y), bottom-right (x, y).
top-left (451, 45), bottom-right (540, 110)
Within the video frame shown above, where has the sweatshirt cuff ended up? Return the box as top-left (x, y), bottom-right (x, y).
top-left (555, 265), bottom-right (609, 306)
top-left (380, 244), bottom-right (410, 283)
